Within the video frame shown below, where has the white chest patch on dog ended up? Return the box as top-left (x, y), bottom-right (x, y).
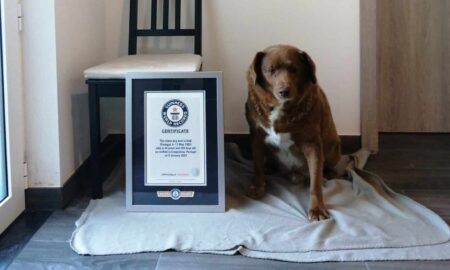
top-left (262, 105), bottom-right (303, 170)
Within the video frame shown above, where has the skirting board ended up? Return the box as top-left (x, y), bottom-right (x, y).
top-left (225, 134), bottom-right (361, 159)
top-left (24, 134), bottom-right (360, 211)
top-left (25, 134), bottom-right (125, 211)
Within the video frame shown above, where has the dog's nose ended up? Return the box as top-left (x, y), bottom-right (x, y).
top-left (279, 88), bottom-right (290, 98)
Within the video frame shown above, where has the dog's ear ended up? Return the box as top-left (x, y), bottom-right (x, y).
top-left (301, 51), bottom-right (317, 84)
top-left (249, 51), bottom-right (266, 86)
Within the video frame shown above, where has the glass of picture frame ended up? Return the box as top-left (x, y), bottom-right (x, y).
top-left (125, 72), bottom-right (224, 212)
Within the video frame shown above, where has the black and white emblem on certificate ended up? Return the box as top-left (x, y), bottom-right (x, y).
top-left (126, 72), bottom-right (224, 212)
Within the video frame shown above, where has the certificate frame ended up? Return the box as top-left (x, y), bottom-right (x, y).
top-left (125, 72), bottom-right (224, 212)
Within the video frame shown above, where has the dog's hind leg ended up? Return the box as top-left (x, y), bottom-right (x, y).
top-left (247, 128), bottom-right (267, 199)
top-left (323, 141), bottom-right (345, 179)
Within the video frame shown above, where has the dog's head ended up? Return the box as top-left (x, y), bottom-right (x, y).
top-left (248, 45), bottom-right (317, 103)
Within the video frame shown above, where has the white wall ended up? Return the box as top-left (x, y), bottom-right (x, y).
top-left (23, 0), bottom-right (107, 187)
top-left (105, 0), bottom-right (129, 61)
top-left (203, 0), bottom-right (360, 135)
top-left (105, 0), bottom-right (361, 135)
top-left (23, 0), bottom-right (360, 188)
top-left (22, 0), bottom-right (61, 187)
top-left (55, 0), bottom-right (107, 186)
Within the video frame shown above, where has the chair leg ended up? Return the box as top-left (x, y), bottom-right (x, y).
top-left (88, 84), bottom-right (103, 199)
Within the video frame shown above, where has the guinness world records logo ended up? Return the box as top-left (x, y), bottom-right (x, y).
top-left (162, 99), bottom-right (189, 127)
top-left (170, 188), bottom-right (182, 200)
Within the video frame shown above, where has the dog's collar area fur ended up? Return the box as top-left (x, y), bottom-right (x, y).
top-left (274, 88), bottom-right (315, 125)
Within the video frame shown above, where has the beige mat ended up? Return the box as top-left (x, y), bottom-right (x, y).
top-left (70, 144), bottom-right (450, 262)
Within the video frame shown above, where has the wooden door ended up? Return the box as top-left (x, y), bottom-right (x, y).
top-left (377, 0), bottom-right (450, 132)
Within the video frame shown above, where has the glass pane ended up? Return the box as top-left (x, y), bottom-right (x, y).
top-left (0, 91), bottom-right (6, 202)
top-left (0, 13), bottom-right (7, 203)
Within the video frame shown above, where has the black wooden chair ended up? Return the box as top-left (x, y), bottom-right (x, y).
top-left (84, 0), bottom-right (202, 199)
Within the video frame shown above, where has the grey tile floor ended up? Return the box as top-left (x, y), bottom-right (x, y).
top-left (0, 211), bottom-right (51, 269)
top-left (6, 190), bottom-right (450, 270)
top-left (5, 134), bottom-right (450, 269)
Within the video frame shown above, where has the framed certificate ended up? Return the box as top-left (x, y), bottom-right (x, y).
top-left (126, 72), bottom-right (224, 212)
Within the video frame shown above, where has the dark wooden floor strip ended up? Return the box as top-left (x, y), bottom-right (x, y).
top-left (0, 211), bottom-right (51, 270)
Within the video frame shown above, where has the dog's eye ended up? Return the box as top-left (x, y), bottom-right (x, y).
top-left (287, 66), bottom-right (297, 73)
top-left (265, 67), bottom-right (275, 75)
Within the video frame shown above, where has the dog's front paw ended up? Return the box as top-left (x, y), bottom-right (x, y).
top-left (308, 205), bottom-right (330, 221)
top-left (247, 184), bottom-right (266, 199)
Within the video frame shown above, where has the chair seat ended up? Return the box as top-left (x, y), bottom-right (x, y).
top-left (84, 54), bottom-right (202, 79)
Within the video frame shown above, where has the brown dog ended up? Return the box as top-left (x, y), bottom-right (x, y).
top-left (245, 45), bottom-right (341, 221)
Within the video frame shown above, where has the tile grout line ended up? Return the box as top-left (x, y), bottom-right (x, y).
top-left (29, 239), bottom-right (70, 243)
top-left (154, 252), bottom-right (163, 270)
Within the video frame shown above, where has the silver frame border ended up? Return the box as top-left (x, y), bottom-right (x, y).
top-left (126, 72), bottom-right (225, 212)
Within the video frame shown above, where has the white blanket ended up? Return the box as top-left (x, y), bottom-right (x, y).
top-left (70, 144), bottom-right (450, 262)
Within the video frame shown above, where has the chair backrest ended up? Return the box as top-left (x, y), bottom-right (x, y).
top-left (128, 0), bottom-right (202, 55)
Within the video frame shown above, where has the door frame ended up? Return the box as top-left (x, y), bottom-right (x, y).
top-left (0, 0), bottom-right (25, 234)
top-left (360, 0), bottom-right (378, 152)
